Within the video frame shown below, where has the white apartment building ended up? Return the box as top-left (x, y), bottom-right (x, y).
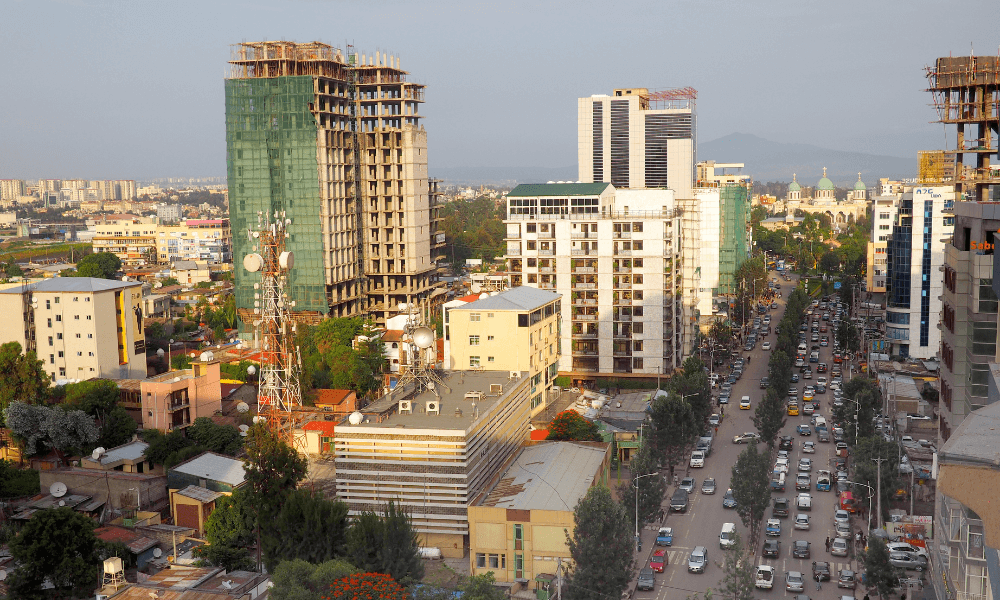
top-left (884, 185), bottom-right (956, 359)
top-left (92, 218), bottom-right (158, 266)
top-left (577, 88), bottom-right (695, 200)
top-left (503, 182), bottom-right (687, 380)
top-left (0, 278), bottom-right (147, 382)
top-left (156, 219), bottom-right (232, 263)
top-left (866, 194), bottom-right (902, 293)
top-left (0, 179), bottom-right (26, 201)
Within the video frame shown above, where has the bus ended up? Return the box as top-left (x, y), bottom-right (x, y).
top-left (839, 491), bottom-right (860, 514)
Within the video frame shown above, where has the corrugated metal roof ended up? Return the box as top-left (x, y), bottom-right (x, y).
top-left (0, 277), bottom-right (140, 294)
top-left (176, 485), bottom-right (224, 503)
top-left (302, 421), bottom-right (337, 436)
top-left (507, 182), bottom-right (612, 197)
top-left (449, 286), bottom-right (560, 312)
top-left (479, 442), bottom-right (608, 511)
top-left (100, 440), bottom-right (149, 465)
top-left (170, 451), bottom-right (245, 486)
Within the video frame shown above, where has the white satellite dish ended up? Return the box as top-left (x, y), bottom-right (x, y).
top-left (58, 500), bottom-right (66, 507)
top-left (348, 411), bottom-right (363, 425)
top-left (243, 253), bottom-right (263, 273)
top-left (91, 447), bottom-right (104, 460)
top-left (154, 282), bottom-right (162, 288)
top-left (121, 276), bottom-right (129, 282)
top-left (253, 415), bottom-right (266, 424)
top-left (411, 327), bottom-right (434, 349)
top-left (0, 569), bottom-right (6, 581)
top-left (236, 402), bottom-right (250, 413)
top-left (470, 283), bottom-right (482, 294)
top-left (246, 365), bottom-right (257, 376)
top-left (239, 424), bottom-right (250, 432)
top-left (50, 482), bottom-right (67, 498)
top-left (152, 548), bottom-right (162, 559)
top-left (278, 251), bottom-right (294, 270)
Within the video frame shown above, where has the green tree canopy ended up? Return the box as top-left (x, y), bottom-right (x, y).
top-left (195, 488), bottom-right (256, 571)
top-left (73, 252), bottom-right (121, 279)
top-left (270, 558), bottom-right (360, 600)
top-left (344, 500), bottom-right (423, 585)
top-left (753, 387), bottom-right (787, 447)
top-left (649, 393), bottom-right (698, 476)
top-left (546, 410), bottom-right (601, 441)
top-left (4, 402), bottom-right (99, 463)
top-left (564, 485), bottom-right (633, 600)
top-left (62, 379), bottom-right (137, 450)
top-left (619, 441), bottom-right (664, 533)
top-left (717, 531), bottom-right (756, 600)
top-left (8, 507), bottom-right (100, 600)
top-left (863, 536), bottom-right (900, 598)
top-left (261, 488), bottom-right (350, 572)
top-left (0, 342), bottom-right (50, 425)
top-left (187, 416), bottom-right (243, 456)
top-left (730, 440), bottom-right (771, 548)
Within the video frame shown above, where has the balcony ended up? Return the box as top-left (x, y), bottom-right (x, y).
top-left (613, 349), bottom-right (632, 357)
top-left (614, 231), bottom-right (632, 239)
top-left (571, 232), bottom-right (592, 239)
top-left (571, 249), bottom-right (592, 256)
top-left (572, 329), bottom-right (598, 338)
top-left (539, 266), bottom-right (554, 273)
top-left (615, 249), bottom-right (632, 256)
top-left (572, 281), bottom-right (597, 290)
top-left (614, 331), bottom-right (631, 340)
top-left (573, 313), bottom-right (597, 321)
top-left (539, 282), bottom-right (556, 290)
top-left (614, 267), bottom-right (632, 274)
top-left (615, 282), bottom-right (632, 289)
top-left (538, 248), bottom-right (555, 256)
top-left (573, 297), bottom-right (597, 305)
top-left (616, 314), bottom-right (632, 322)
top-left (572, 265), bottom-right (595, 274)
top-left (507, 248), bottom-right (521, 256)
top-left (572, 348), bottom-right (598, 356)
top-left (537, 230), bottom-right (555, 239)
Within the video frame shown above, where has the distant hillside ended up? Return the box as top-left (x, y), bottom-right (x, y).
top-left (699, 133), bottom-right (915, 185)
top-left (430, 165), bottom-right (577, 186)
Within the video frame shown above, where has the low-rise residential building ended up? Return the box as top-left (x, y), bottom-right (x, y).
top-left (313, 388), bottom-right (358, 414)
top-left (295, 420), bottom-right (337, 454)
top-left (468, 441), bottom-right (612, 583)
top-left (0, 277), bottom-right (147, 381)
top-left (170, 260), bottom-right (212, 285)
top-left (444, 287), bottom-right (562, 416)
top-left (335, 369), bottom-right (532, 557)
top-left (79, 440), bottom-right (161, 475)
top-left (140, 358), bottom-right (223, 432)
top-left (168, 451), bottom-right (246, 536)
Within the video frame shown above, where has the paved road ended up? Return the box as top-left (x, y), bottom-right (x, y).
top-left (635, 273), bottom-right (866, 600)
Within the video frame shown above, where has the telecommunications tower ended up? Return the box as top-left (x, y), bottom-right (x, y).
top-left (243, 210), bottom-right (302, 441)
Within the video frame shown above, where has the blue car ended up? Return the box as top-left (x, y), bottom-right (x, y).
top-left (656, 527), bottom-right (673, 546)
top-left (766, 518), bottom-right (781, 536)
top-left (796, 424), bottom-right (812, 436)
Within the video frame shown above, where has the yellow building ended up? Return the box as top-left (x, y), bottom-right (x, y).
top-left (468, 441), bottom-right (612, 585)
top-left (444, 287), bottom-right (562, 416)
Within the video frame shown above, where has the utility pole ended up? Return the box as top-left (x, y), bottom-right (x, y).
top-left (872, 456), bottom-right (885, 530)
top-left (555, 557), bottom-right (562, 600)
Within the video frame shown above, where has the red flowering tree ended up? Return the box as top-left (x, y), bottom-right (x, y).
top-left (546, 410), bottom-right (601, 441)
top-left (324, 572), bottom-right (406, 600)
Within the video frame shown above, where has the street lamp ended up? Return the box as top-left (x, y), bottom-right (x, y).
top-left (633, 472), bottom-right (659, 551)
top-left (843, 480), bottom-right (876, 535)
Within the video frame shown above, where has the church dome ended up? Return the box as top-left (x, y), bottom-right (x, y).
top-left (788, 173), bottom-right (801, 193)
top-left (817, 167), bottom-right (834, 191)
top-left (854, 173), bottom-right (867, 191)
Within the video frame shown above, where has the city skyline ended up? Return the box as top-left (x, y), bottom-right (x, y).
top-left (1, 0), bottom-right (997, 180)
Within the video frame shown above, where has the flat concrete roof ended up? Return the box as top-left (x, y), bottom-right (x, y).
top-left (99, 440), bottom-right (148, 465)
top-left (478, 442), bottom-right (608, 511)
top-left (450, 286), bottom-right (561, 313)
top-left (0, 277), bottom-right (140, 294)
top-left (357, 370), bottom-right (527, 431)
top-left (170, 451), bottom-right (245, 487)
top-left (940, 402), bottom-right (1000, 468)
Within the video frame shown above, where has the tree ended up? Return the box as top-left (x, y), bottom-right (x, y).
top-left (261, 488), bottom-right (350, 572)
top-left (546, 410), bottom-right (601, 441)
top-left (196, 489), bottom-right (256, 571)
top-left (620, 442), bottom-right (664, 534)
top-left (863, 537), bottom-right (900, 599)
top-left (819, 251), bottom-right (841, 274)
top-left (564, 485), bottom-right (633, 600)
top-left (270, 558), bottom-right (360, 600)
top-left (187, 417), bottom-right (243, 456)
top-left (8, 507), bottom-right (99, 600)
top-left (73, 252), bottom-right (121, 279)
top-left (344, 500), bottom-right (423, 584)
top-left (463, 572), bottom-right (507, 600)
top-left (346, 510), bottom-right (385, 574)
top-left (326, 572), bottom-right (407, 600)
top-left (851, 437), bottom-right (901, 523)
top-left (835, 378), bottom-right (881, 447)
top-left (716, 531), bottom-right (757, 600)
top-left (730, 441), bottom-right (771, 549)
top-left (649, 393), bottom-right (699, 477)
top-left (62, 379), bottom-right (137, 450)
top-left (3, 260), bottom-right (23, 279)
top-left (146, 321), bottom-right (167, 340)
top-left (4, 402), bottom-right (99, 463)
top-left (752, 388), bottom-right (787, 447)
top-left (0, 459), bottom-right (41, 498)
top-left (142, 428), bottom-right (198, 466)
top-left (0, 342), bottom-right (50, 425)
top-left (244, 423), bottom-right (308, 528)
top-left (161, 276), bottom-right (180, 287)
top-left (837, 321), bottom-right (860, 355)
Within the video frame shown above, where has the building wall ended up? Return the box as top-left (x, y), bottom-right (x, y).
top-left (157, 220), bottom-right (232, 263)
top-left (140, 361), bottom-right (222, 431)
top-left (92, 220), bottom-right (158, 266)
top-left (468, 507), bottom-right (576, 583)
top-left (169, 490), bottom-right (217, 536)
top-left (867, 195), bottom-right (901, 293)
top-left (39, 469), bottom-right (168, 512)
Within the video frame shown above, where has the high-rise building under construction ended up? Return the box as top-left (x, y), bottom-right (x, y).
top-left (225, 41), bottom-right (444, 330)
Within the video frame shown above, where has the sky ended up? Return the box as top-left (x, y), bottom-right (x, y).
top-left (0, 0), bottom-right (997, 180)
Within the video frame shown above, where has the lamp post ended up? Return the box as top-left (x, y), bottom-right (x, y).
top-left (844, 480), bottom-right (876, 535)
top-left (633, 472), bottom-right (659, 551)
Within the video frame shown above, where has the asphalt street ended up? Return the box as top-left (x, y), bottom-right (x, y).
top-left (634, 273), bottom-right (865, 600)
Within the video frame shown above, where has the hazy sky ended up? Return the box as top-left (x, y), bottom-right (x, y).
top-left (1, 0), bottom-right (997, 180)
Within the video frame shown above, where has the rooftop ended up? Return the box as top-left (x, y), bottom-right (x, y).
top-left (507, 182), bottom-right (613, 198)
top-left (0, 277), bottom-right (140, 295)
top-left (449, 286), bottom-right (561, 313)
top-left (478, 442), bottom-right (608, 511)
top-left (939, 401), bottom-right (1000, 468)
top-left (172, 260), bottom-right (200, 270)
top-left (355, 370), bottom-right (528, 432)
top-left (302, 421), bottom-right (337, 436)
top-left (98, 440), bottom-right (149, 465)
top-left (170, 451), bottom-right (245, 487)
top-left (176, 485), bottom-right (224, 503)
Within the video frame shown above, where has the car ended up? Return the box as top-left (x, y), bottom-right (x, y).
top-left (762, 539), bottom-right (781, 558)
top-left (733, 432), bottom-right (759, 444)
top-left (796, 493), bottom-right (812, 510)
top-left (788, 386), bottom-right (799, 397)
top-left (812, 333), bottom-right (820, 342)
top-left (762, 341), bottom-right (772, 350)
top-left (820, 337), bottom-right (829, 346)
top-left (836, 442), bottom-right (849, 457)
top-left (830, 537), bottom-right (849, 557)
top-left (798, 457), bottom-right (813, 471)
top-left (708, 413), bottom-right (721, 426)
top-left (702, 478), bottom-right (717, 494)
top-left (740, 396), bottom-right (752, 410)
top-left (803, 402), bottom-right (815, 415)
top-left (670, 489), bottom-right (689, 512)
top-left (788, 402), bottom-right (800, 416)
top-left (802, 441), bottom-right (816, 453)
top-left (755, 565), bottom-right (775, 589)
top-left (723, 488), bottom-right (738, 508)
top-left (838, 569), bottom-right (857, 589)
top-left (774, 457), bottom-right (789, 473)
top-left (690, 451), bottom-right (705, 468)
top-left (688, 546), bottom-right (708, 573)
top-left (794, 513), bottom-right (810, 530)
top-left (818, 363), bottom-right (828, 373)
top-left (718, 393), bottom-right (730, 405)
top-left (797, 424), bottom-right (812, 436)
top-left (802, 388), bottom-right (815, 401)
top-left (766, 518), bottom-right (782, 536)
top-left (790, 540), bottom-right (811, 559)
top-left (779, 435), bottom-right (793, 450)
top-left (650, 549), bottom-right (668, 572)
top-left (637, 567), bottom-right (655, 591)
top-left (812, 561), bottom-right (831, 581)
top-left (786, 571), bottom-right (806, 593)
top-left (886, 542), bottom-right (929, 559)
top-left (656, 526), bottom-right (673, 546)
top-left (818, 429), bottom-right (831, 443)
top-left (803, 369), bottom-right (813, 379)
top-left (889, 551), bottom-right (927, 571)
top-left (773, 497), bottom-right (790, 517)
top-left (771, 302), bottom-right (778, 309)
top-left (796, 473), bottom-right (811, 490)
top-left (834, 509), bottom-right (850, 525)
top-left (679, 477), bottom-right (695, 493)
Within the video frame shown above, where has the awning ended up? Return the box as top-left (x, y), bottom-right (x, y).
top-left (617, 441), bottom-right (640, 449)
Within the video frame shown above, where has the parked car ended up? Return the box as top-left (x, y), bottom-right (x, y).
top-left (838, 569), bottom-right (857, 589)
top-left (886, 542), bottom-right (929, 559)
top-left (688, 546), bottom-right (708, 573)
top-left (679, 477), bottom-right (695, 493)
top-left (650, 549), bottom-right (668, 572)
top-left (830, 537), bottom-right (849, 557)
top-left (690, 451), bottom-right (705, 468)
top-left (889, 551), bottom-right (927, 571)
top-left (656, 527), bottom-right (673, 546)
top-left (637, 567), bottom-right (655, 591)
top-left (670, 489), bottom-right (689, 512)
top-left (779, 435), bottom-right (794, 450)
top-left (709, 414), bottom-right (721, 426)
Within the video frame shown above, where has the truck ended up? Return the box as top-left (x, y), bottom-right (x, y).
top-left (770, 472), bottom-right (786, 492)
top-left (816, 470), bottom-right (832, 492)
top-left (777, 259), bottom-right (785, 272)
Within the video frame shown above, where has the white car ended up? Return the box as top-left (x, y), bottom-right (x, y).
top-left (796, 493), bottom-right (812, 510)
top-left (834, 509), bottom-right (850, 525)
top-left (690, 450), bottom-right (705, 468)
top-left (886, 542), bottom-right (929, 559)
top-left (762, 341), bottom-right (772, 350)
top-left (774, 457), bottom-right (789, 474)
top-left (755, 565), bottom-right (775, 589)
top-left (794, 513), bottom-right (810, 530)
top-left (831, 536), bottom-right (849, 557)
top-left (802, 441), bottom-right (816, 453)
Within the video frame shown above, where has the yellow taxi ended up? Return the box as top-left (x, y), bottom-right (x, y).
top-left (787, 402), bottom-right (800, 416)
top-left (739, 396), bottom-right (752, 410)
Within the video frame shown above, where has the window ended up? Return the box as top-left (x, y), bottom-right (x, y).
top-left (476, 553), bottom-right (506, 569)
top-left (514, 553), bottom-right (524, 579)
top-left (87, 315), bottom-right (91, 320)
top-left (970, 363), bottom-right (990, 397)
top-left (48, 336), bottom-right (53, 346)
top-left (85, 297), bottom-right (90, 302)
top-left (54, 297), bottom-right (59, 304)
top-left (487, 313), bottom-right (494, 318)
top-left (56, 333), bottom-right (63, 340)
top-left (513, 524), bottom-right (523, 550)
top-left (469, 335), bottom-right (480, 346)
top-left (469, 356), bottom-right (481, 367)
top-left (75, 333), bottom-right (81, 338)
top-left (74, 315), bottom-right (80, 320)
top-left (970, 321), bottom-right (997, 355)
top-left (49, 354), bottom-right (54, 364)
top-left (470, 313), bottom-right (481, 322)
top-left (487, 335), bottom-right (495, 341)
top-left (488, 356), bottom-right (495, 362)
top-left (88, 333), bottom-right (93, 338)
top-left (57, 351), bottom-right (64, 358)
top-left (55, 315), bottom-right (61, 322)
top-left (47, 318), bottom-right (51, 327)
top-left (73, 297), bottom-right (78, 302)
top-left (76, 352), bottom-right (82, 356)
top-left (58, 367), bottom-right (66, 377)
top-left (978, 279), bottom-right (998, 313)
top-left (45, 299), bottom-right (50, 309)
top-left (531, 393), bottom-right (543, 409)
top-left (88, 352), bottom-right (94, 356)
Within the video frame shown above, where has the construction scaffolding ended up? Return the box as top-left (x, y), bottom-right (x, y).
top-left (717, 183), bottom-right (752, 295)
top-left (925, 55), bottom-right (1000, 200)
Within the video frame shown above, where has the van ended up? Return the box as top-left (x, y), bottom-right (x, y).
top-left (809, 351), bottom-right (820, 363)
top-left (814, 416), bottom-right (827, 429)
top-left (720, 522), bottom-right (737, 548)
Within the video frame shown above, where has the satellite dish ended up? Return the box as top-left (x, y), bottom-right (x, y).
top-left (412, 327), bottom-right (434, 349)
top-left (348, 411), bottom-right (363, 425)
top-left (252, 415), bottom-right (265, 424)
top-left (278, 251), bottom-right (294, 270)
top-left (91, 447), bottom-right (104, 460)
top-left (0, 569), bottom-right (6, 581)
top-left (50, 482), bottom-right (67, 498)
top-left (153, 548), bottom-right (162, 559)
top-left (58, 500), bottom-right (66, 507)
top-left (236, 402), bottom-right (250, 413)
top-left (154, 281), bottom-right (162, 288)
top-left (246, 365), bottom-right (257, 376)
top-left (427, 382), bottom-right (435, 390)
top-left (243, 253), bottom-right (263, 273)
top-left (470, 283), bottom-right (482, 294)
top-left (121, 276), bottom-right (129, 282)
top-left (239, 424), bottom-right (250, 432)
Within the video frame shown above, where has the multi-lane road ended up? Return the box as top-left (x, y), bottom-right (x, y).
top-left (636, 273), bottom-right (862, 600)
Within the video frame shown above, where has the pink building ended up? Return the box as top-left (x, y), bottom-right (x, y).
top-left (140, 359), bottom-right (222, 431)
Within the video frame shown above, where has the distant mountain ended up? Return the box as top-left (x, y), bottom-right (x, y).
top-left (430, 165), bottom-right (577, 186)
top-left (699, 133), bottom-right (915, 185)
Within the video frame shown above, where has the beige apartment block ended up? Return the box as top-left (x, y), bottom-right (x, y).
top-left (92, 218), bottom-right (158, 266)
top-left (444, 287), bottom-right (561, 416)
top-left (140, 359), bottom-right (223, 432)
top-left (156, 219), bottom-right (232, 263)
top-left (866, 194), bottom-right (902, 293)
top-left (0, 278), bottom-right (147, 381)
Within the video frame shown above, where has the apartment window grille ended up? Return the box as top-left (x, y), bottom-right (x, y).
top-left (469, 356), bottom-right (481, 368)
top-left (469, 335), bottom-right (480, 346)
